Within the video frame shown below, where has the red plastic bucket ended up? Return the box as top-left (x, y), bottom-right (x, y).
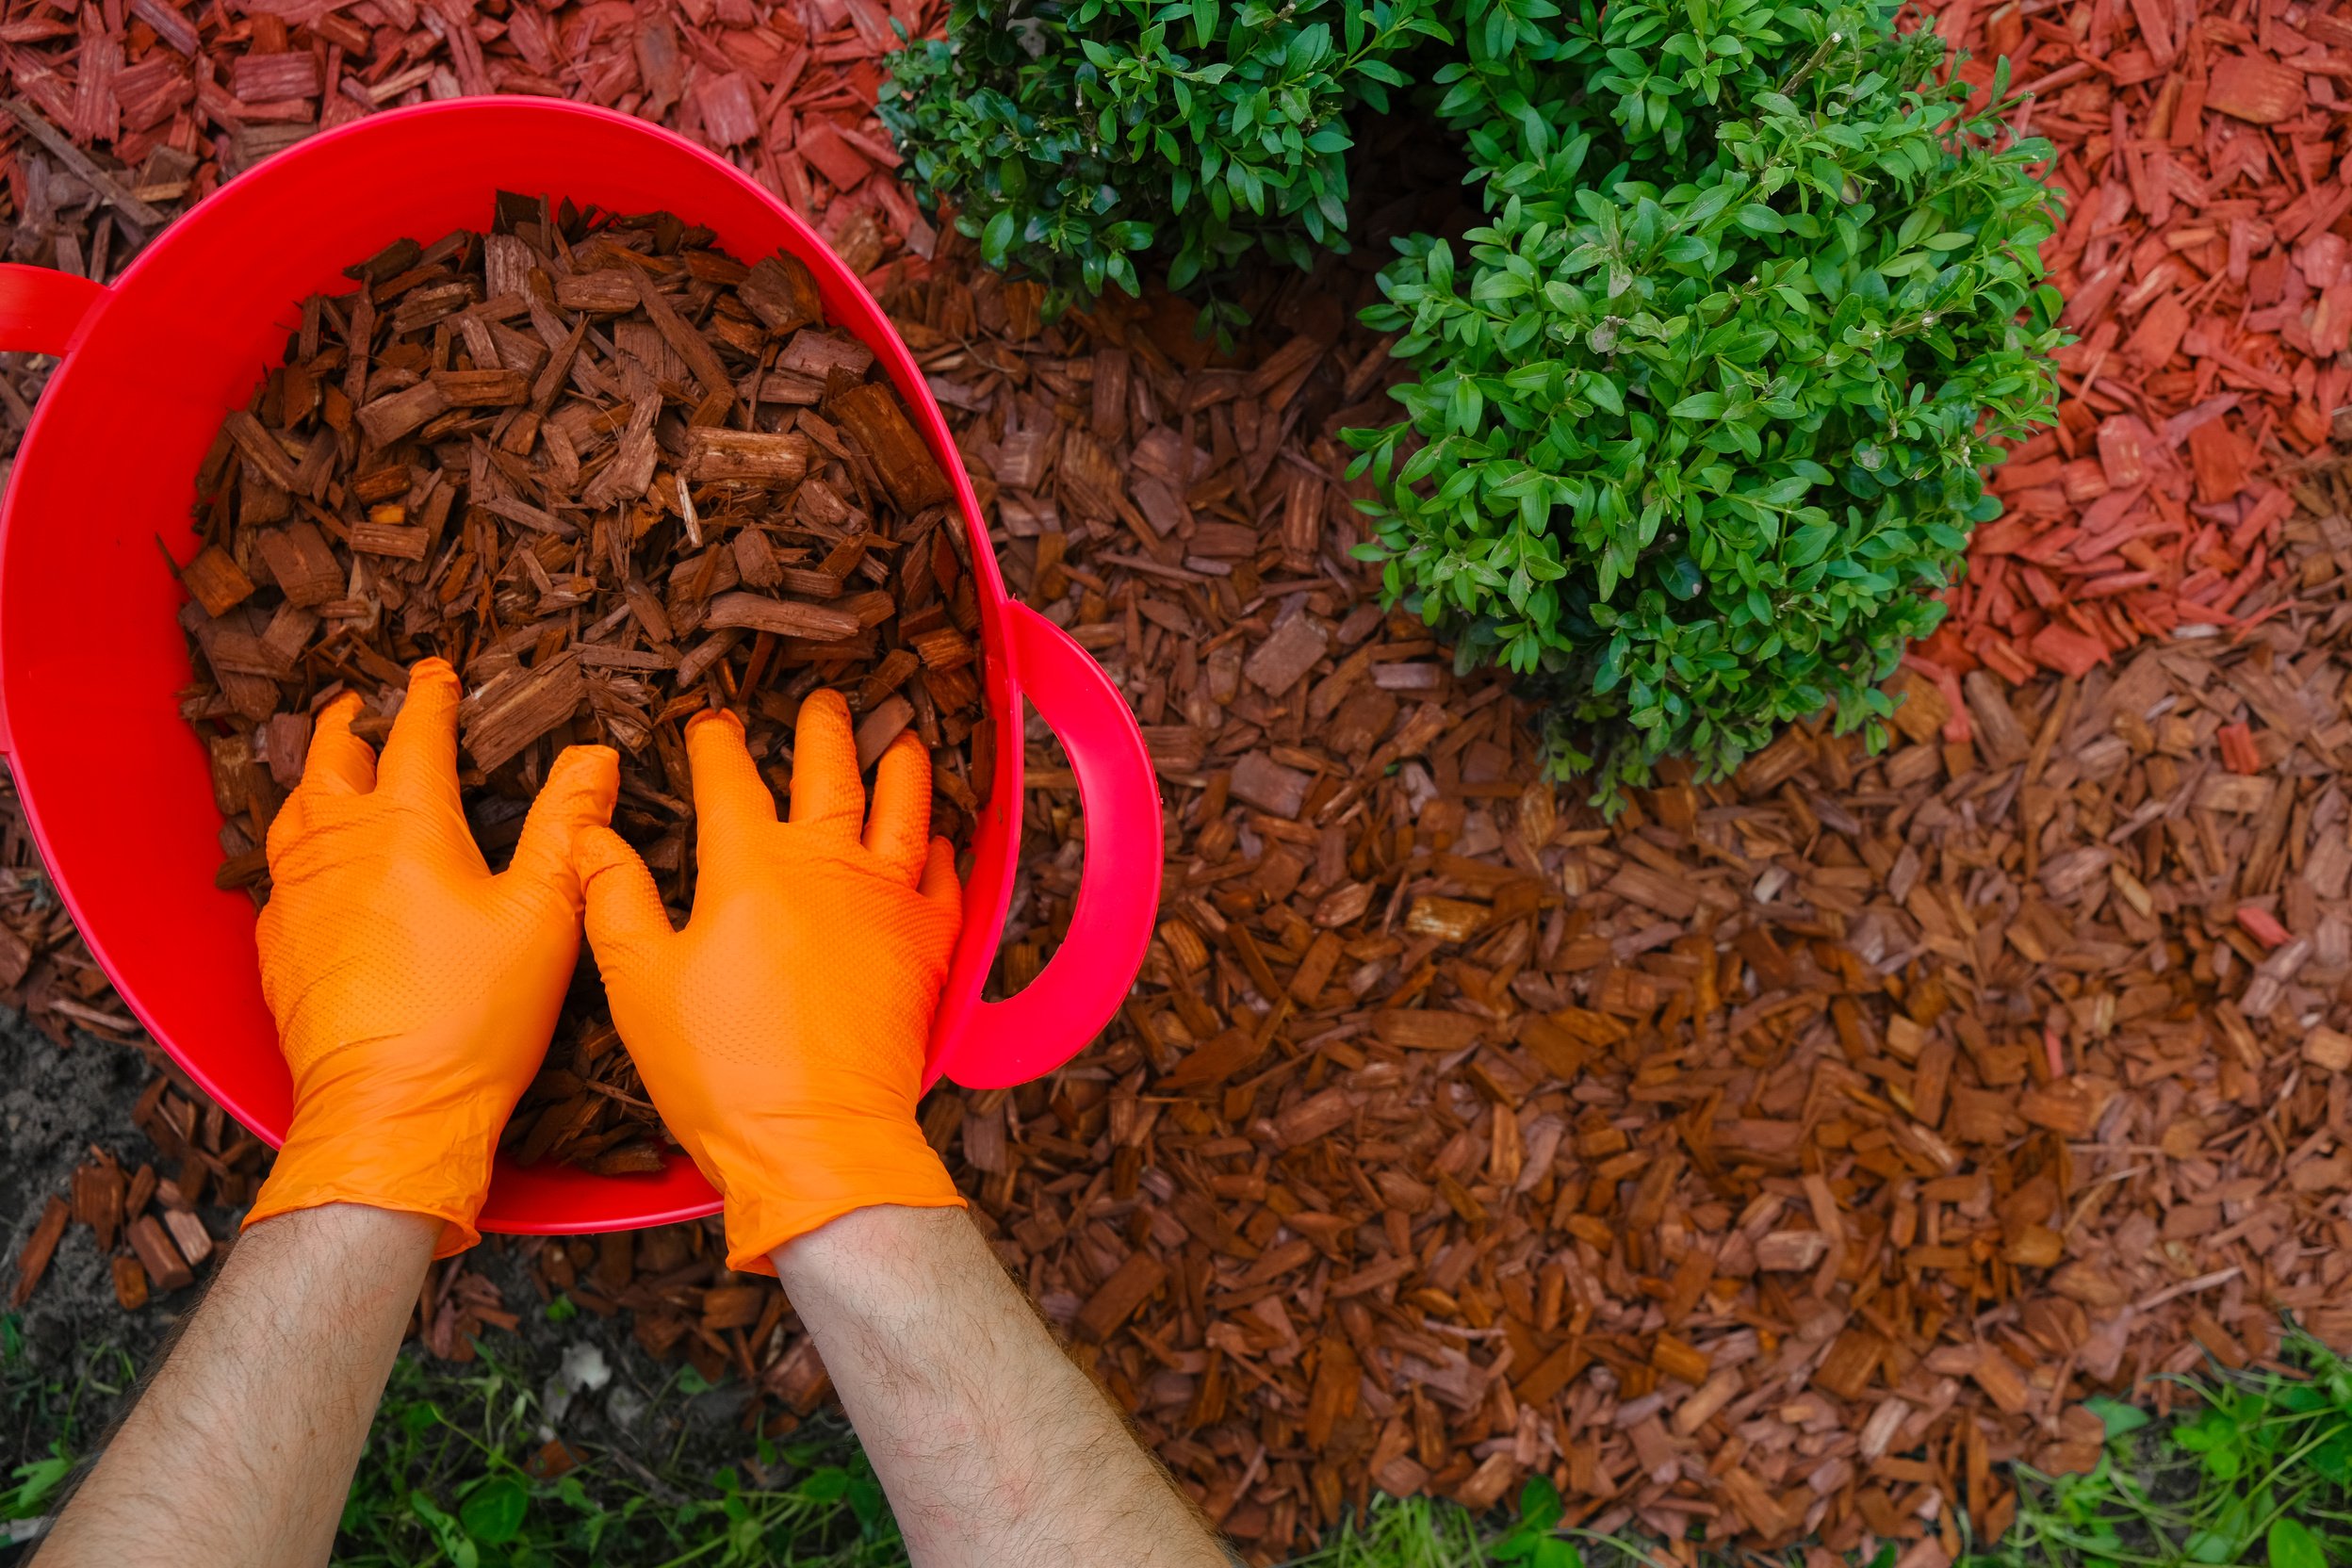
top-left (0, 99), bottom-right (1161, 1234)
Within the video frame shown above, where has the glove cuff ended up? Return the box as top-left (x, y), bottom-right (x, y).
top-left (245, 1038), bottom-right (511, 1258)
top-left (700, 1115), bottom-right (965, 1274)
top-left (242, 1173), bottom-right (483, 1259)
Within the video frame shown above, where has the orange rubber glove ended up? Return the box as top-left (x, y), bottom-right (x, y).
top-left (244, 658), bottom-right (618, 1256)
top-left (571, 691), bottom-right (964, 1272)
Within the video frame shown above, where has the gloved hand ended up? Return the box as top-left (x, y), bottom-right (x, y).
top-left (244, 658), bottom-right (617, 1256)
top-left (571, 692), bottom-right (964, 1272)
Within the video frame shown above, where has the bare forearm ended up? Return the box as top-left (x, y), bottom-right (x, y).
top-left (35, 1203), bottom-right (437, 1568)
top-left (775, 1205), bottom-right (1227, 1568)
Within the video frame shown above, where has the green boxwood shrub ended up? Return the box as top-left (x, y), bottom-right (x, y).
top-left (1354, 0), bottom-right (2065, 804)
top-left (880, 0), bottom-right (1448, 330)
top-left (884, 0), bottom-right (2065, 805)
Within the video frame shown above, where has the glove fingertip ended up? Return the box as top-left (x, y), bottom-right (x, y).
top-left (920, 835), bottom-right (962, 908)
top-left (300, 693), bottom-right (378, 795)
top-left (376, 661), bottom-right (465, 801)
top-left (404, 656), bottom-right (461, 702)
top-left (547, 743), bottom-right (622, 817)
top-left (318, 690), bottom-right (368, 727)
top-left (686, 707), bottom-right (745, 737)
top-left (505, 750), bottom-right (626, 898)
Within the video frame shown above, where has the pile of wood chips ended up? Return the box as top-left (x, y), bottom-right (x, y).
top-left (173, 197), bottom-right (984, 1172)
top-left (1920, 0), bottom-right (2352, 684)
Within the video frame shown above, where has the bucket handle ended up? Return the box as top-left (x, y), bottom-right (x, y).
top-left (934, 603), bottom-right (1163, 1089)
top-left (0, 264), bottom-right (107, 356)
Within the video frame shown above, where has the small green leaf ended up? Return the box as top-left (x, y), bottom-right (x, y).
top-left (1533, 1540), bottom-right (1585, 1568)
top-left (979, 209), bottom-right (1016, 267)
top-left (2084, 1396), bottom-right (2148, 1438)
top-left (459, 1477), bottom-right (529, 1545)
top-left (2269, 1520), bottom-right (2328, 1568)
top-left (5, 1446), bottom-right (73, 1518)
top-left (409, 1492), bottom-right (481, 1568)
top-left (1517, 1475), bottom-right (1564, 1529)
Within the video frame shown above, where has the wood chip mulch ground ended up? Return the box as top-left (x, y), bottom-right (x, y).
top-left (6, 3), bottom-right (2352, 1565)
top-left (9, 243), bottom-right (2352, 1563)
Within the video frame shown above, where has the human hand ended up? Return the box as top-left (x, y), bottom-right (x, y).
top-left (570, 691), bottom-right (964, 1271)
top-left (244, 658), bottom-right (617, 1255)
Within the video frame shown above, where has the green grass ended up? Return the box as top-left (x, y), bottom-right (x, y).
top-left (2, 1313), bottom-right (904, 1566)
top-left (1971, 1328), bottom-right (2352, 1568)
top-left (1288, 1479), bottom-right (1681, 1568)
top-left (338, 1347), bottom-right (904, 1568)
top-left (2, 1315), bottom-right (141, 1544)
top-left (1, 1306), bottom-right (1639, 1568)
top-left (20, 1305), bottom-right (2352, 1568)
top-left (1282, 1494), bottom-right (1498, 1566)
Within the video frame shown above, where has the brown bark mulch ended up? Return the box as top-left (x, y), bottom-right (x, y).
top-left (1, 0), bottom-right (2350, 1560)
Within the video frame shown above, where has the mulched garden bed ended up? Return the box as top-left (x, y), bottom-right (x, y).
top-left (5, 0), bottom-right (2352, 1563)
